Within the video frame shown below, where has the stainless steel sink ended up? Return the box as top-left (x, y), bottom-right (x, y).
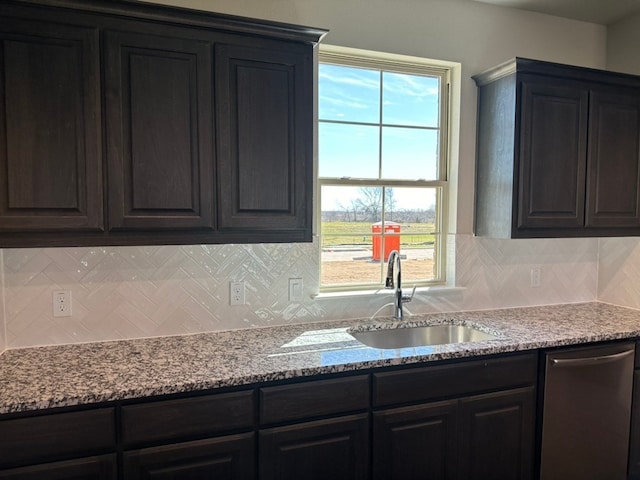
top-left (350, 324), bottom-right (499, 349)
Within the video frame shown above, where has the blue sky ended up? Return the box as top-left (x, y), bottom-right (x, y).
top-left (319, 63), bottom-right (441, 212)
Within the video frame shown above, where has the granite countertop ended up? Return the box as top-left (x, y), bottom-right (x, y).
top-left (1, 301), bottom-right (640, 415)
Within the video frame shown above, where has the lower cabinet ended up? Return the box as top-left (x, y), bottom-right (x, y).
top-left (459, 387), bottom-right (535, 479)
top-left (373, 400), bottom-right (458, 479)
top-left (372, 353), bottom-right (538, 480)
top-left (120, 391), bottom-right (256, 479)
top-left (0, 353), bottom-right (538, 480)
top-left (0, 455), bottom-right (116, 480)
top-left (123, 433), bottom-right (255, 480)
top-left (372, 387), bottom-right (535, 480)
top-left (258, 376), bottom-right (371, 480)
top-left (259, 414), bottom-right (369, 480)
top-left (0, 407), bottom-right (116, 479)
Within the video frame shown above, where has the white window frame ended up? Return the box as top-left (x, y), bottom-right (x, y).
top-left (317, 45), bottom-right (452, 293)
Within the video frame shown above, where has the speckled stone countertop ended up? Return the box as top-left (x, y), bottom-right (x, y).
top-left (2, 301), bottom-right (640, 415)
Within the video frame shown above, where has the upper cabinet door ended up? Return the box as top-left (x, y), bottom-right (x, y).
top-left (517, 77), bottom-right (589, 230)
top-left (586, 86), bottom-right (640, 228)
top-left (104, 30), bottom-right (214, 232)
top-left (0, 18), bottom-right (103, 232)
top-left (215, 41), bottom-right (312, 240)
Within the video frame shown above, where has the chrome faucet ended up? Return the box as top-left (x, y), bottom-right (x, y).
top-left (385, 250), bottom-right (415, 320)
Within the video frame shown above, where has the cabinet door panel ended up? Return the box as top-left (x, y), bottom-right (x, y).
top-left (104, 30), bottom-right (214, 231)
top-left (215, 41), bottom-right (312, 235)
top-left (259, 414), bottom-right (369, 480)
top-left (517, 78), bottom-right (588, 229)
top-left (373, 400), bottom-right (457, 480)
top-left (0, 18), bottom-right (102, 232)
top-left (0, 454), bottom-right (116, 480)
top-left (123, 433), bottom-right (255, 480)
top-left (586, 87), bottom-right (640, 228)
top-left (459, 387), bottom-right (535, 480)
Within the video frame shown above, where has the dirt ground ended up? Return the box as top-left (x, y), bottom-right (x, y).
top-left (321, 258), bottom-right (435, 285)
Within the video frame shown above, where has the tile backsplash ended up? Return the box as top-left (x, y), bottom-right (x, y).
top-left (0, 234), bottom-right (600, 349)
top-left (598, 237), bottom-right (640, 309)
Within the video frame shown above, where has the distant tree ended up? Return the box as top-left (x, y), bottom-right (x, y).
top-left (385, 188), bottom-right (396, 222)
top-left (352, 187), bottom-right (398, 222)
top-left (337, 201), bottom-right (351, 222)
top-left (354, 187), bottom-right (382, 222)
top-left (350, 199), bottom-right (360, 222)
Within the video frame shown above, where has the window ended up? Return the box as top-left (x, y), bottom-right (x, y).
top-left (318, 46), bottom-right (450, 291)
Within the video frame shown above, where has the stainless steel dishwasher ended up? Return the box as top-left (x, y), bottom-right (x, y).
top-left (540, 342), bottom-right (635, 480)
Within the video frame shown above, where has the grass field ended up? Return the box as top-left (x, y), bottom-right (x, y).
top-left (320, 221), bottom-right (438, 285)
top-left (321, 221), bottom-right (436, 248)
top-left (321, 257), bottom-right (436, 285)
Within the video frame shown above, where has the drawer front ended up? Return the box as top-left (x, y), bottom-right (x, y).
top-left (0, 454), bottom-right (117, 480)
top-left (373, 353), bottom-right (537, 407)
top-left (122, 390), bottom-right (254, 447)
top-left (123, 433), bottom-right (255, 480)
top-left (0, 408), bottom-right (115, 469)
top-left (260, 375), bottom-right (370, 425)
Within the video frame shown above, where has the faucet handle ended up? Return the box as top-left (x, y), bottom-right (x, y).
top-left (402, 285), bottom-right (417, 304)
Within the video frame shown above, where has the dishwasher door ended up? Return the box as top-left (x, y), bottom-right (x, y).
top-left (540, 342), bottom-right (635, 480)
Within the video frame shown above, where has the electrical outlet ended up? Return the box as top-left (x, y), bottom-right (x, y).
top-left (530, 267), bottom-right (541, 288)
top-left (230, 281), bottom-right (245, 306)
top-left (53, 290), bottom-right (72, 317)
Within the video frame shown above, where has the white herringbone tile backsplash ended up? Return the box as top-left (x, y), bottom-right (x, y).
top-left (598, 237), bottom-right (640, 309)
top-left (0, 235), bottom-right (600, 348)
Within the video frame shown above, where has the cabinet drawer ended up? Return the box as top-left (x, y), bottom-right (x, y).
top-left (122, 390), bottom-right (254, 447)
top-left (0, 454), bottom-right (116, 480)
top-left (123, 433), bottom-right (255, 480)
top-left (373, 353), bottom-right (537, 407)
top-left (260, 375), bottom-right (369, 425)
top-left (0, 408), bottom-right (115, 469)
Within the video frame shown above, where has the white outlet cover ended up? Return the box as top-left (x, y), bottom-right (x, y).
top-left (230, 281), bottom-right (245, 306)
top-left (53, 290), bottom-right (72, 317)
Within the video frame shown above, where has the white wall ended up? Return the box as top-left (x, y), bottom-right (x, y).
top-left (607, 11), bottom-right (640, 75)
top-left (1, 0), bottom-right (609, 349)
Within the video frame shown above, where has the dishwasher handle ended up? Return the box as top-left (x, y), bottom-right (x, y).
top-left (551, 348), bottom-right (634, 368)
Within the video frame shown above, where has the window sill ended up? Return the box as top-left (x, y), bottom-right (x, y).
top-left (312, 285), bottom-right (465, 300)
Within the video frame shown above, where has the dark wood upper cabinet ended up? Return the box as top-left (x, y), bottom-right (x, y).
top-left (517, 77), bottom-right (588, 230)
top-left (0, 0), bottom-right (326, 247)
top-left (474, 57), bottom-right (640, 238)
top-left (0, 16), bottom-right (103, 233)
top-left (586, 86), bottom-right (640, 228)
top-left (215, 41), bottom-right (312, 239)
top-left (104, 29), bottom-right (214, 232)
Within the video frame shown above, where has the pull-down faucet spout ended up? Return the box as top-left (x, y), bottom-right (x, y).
top-left (385, 250), bottom-right (414, 320)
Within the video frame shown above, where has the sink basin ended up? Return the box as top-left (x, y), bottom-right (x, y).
top-left (350, 324), bottom-right (499, 349)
